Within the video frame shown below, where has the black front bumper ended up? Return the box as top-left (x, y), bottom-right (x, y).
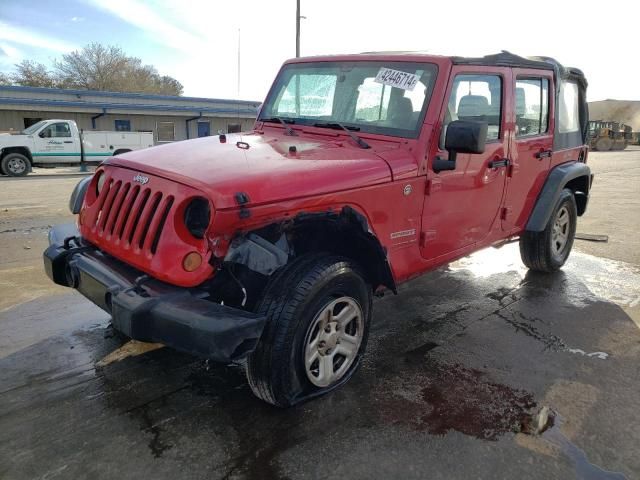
top-left (43, 224), bottom-right (266, 363)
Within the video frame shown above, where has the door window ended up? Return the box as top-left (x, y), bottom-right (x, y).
top-left (443, 74), bottom-right (502, 144)
top-left (558, 81), bottom-right (580, 133)
top-left (40, 123), bottom-right (72, 138)
top-left (515, 78), bottom-right (549, 137)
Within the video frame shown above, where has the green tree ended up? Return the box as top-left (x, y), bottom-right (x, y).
top-left (10, 60), bottom-right (57, 87)
top-left (54, 43), bottom-right (183, 95)
top-left (0, 72), bottom-right (10, 85)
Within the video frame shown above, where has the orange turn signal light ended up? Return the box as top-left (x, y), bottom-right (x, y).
top-left (182, 252), bottom-right (202, 272)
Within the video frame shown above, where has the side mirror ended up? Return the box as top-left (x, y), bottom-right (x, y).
top-left (433, 120), bottom-right (488, 173)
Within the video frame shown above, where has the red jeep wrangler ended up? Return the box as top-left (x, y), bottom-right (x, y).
top-left (44, 52), bottom-right (592, 406)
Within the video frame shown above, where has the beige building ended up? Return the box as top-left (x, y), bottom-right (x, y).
top-left (0, 85), bottom-right (260, 142)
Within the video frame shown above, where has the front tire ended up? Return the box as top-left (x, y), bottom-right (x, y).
top-left (1, 153), bottom-right (31, 177)
top-left (247, 254), bottom-right (372, 407)
top-left (520, 188), bottom-right (577, 272)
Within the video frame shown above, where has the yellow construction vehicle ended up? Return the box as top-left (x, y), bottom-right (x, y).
top-left (588, 120), bottom-right (633, 151)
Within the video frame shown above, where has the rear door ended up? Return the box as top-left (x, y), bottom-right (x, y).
top-left (421, 66), bottom-right (511, 261)
top-left (501, 69), bottom-right (554, 233)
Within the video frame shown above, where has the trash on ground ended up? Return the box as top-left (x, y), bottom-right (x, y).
top-left (575, 233), bottom-right (609, 242)
top-left (96, 340), bottom-right (164, 367)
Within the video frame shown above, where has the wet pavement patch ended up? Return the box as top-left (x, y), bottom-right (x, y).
top-left (542, 413), bottom-right (628, 480)
top-left (495, 310), bottom-right (566, 351)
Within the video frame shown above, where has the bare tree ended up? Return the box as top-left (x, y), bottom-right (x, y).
top-left (54, 43), bottom-right (183, 95)
top-left (10, 60), bottom-right (57, 87)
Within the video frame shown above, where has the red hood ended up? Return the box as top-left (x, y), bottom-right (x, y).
top-left (105, 131), bottom-right (393, 210)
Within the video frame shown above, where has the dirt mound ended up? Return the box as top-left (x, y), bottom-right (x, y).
top-left (588, 100), bottom-right (640, 130)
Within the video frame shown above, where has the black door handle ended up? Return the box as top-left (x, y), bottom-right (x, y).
top-left (488, 158), bottom-right (510, 168)
top-left (535, 150), bottom-right (553, 159)
top-left (63, 141), bottom-right (73, 144)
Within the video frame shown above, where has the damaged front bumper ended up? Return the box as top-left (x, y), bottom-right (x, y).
top-left (43, 223), bottom-right (266, 363)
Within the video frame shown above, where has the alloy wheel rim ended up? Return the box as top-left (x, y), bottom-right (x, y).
top-left (303, 296), bottom-right (364, 388)
top-left (8, 158), bottom-right (26, 174)
top-left (551, 206), bottom-right (570, 255)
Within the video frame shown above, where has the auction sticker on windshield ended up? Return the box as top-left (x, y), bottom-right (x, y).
top-left (374, 68), bottom-right (419, 91)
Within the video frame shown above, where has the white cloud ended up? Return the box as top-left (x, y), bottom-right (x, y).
top-left (0, 22), bottom-right (76, 53)
top-left (70, 16), bottom-right (85, 22)
top-left (0, 42), bottom-right (21, 59)
top-left (87, 0), bottom-right (201, 52)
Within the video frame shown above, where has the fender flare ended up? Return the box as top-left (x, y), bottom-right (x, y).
top-left (526, 161), bottom-right (592, 232)
top-left (227, 205), bottom-right (398, 294)
top-left (282, 205), bottom-right (398, 293)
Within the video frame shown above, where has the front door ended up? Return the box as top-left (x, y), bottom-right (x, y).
top-left (501, 69), bottom-right (554, 233)
top-left (421, 66), bottom-right (511, 261)
top-left (197, 121), bottom-right (210, 137)
top-left (34, 122), bottom-right (78, 163)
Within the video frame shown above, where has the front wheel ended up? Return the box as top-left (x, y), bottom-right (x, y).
top-left (1, 153), bottom-right (31, 177)
top-left (520, 188), bottom-right (577, 272)
top-left (246, 254), bottom-right (372, 407)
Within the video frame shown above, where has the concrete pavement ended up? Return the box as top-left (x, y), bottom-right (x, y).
top-left (0, 149), bottom-right (638, 479)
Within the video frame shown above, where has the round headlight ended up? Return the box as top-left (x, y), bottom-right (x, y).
top-left (184, 197), bottom-right (211, 239)
top-left (96, 171), bottom-right (106, 195)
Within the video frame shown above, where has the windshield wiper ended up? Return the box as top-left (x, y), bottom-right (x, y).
top-left (261, 117), bottom-right (297, 136)
top-left (313, 122), bottom-right (370, 149)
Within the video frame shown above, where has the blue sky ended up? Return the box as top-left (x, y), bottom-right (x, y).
top-left (1, 0), bottom-right (639, 102)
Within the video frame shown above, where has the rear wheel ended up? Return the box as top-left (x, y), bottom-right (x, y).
top-left (246, 254), bottom-right (372, 407)
top-left (1, 153), bottom-right (31, 177)
top-left (520, 188), bottom-right (577, 272)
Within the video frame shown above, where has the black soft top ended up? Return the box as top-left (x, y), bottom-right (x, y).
top-left (452, 51), bottom-right (587, 88)
top-left (453, 51), bottom-right (588, 150)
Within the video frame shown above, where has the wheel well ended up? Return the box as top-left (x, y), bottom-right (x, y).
top-left (564, 175), bottom-right (590, 215)
top-left (1, 147), bottom-right (33, 164)
top-left (215, 207), bottom-right (397, 309)
top-left (286, 207), bottom-right (396, 294)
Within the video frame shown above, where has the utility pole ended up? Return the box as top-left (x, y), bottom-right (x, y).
top-left (237, 28), bottom-right (241, 98)
top-left (295, 0), bottom-right (301, 57)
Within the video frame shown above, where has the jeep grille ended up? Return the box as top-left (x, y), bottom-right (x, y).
top-left (90, 178), bottom-right (174, 255)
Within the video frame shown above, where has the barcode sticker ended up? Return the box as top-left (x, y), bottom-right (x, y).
top-left (374, 68), bottom-right (419, 91)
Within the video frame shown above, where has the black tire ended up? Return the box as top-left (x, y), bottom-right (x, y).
top-left (595, 137), bottom-right (612, 152)
top-left (247, 253), bottom-right (372, 407)
top-left (1, 153), bottom-right (31, 177)
top-left (520, 188), bottom-right (577, 272)
top-left (113, 149), bottom-right (131, 156)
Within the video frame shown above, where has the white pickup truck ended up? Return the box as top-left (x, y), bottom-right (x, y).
top-left (0, 119), bottom-right (154, 176)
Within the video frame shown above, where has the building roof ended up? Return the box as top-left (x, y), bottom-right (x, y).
top-left (0, 85), bottom-right (261, 118)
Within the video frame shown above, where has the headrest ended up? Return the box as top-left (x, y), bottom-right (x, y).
top-left (458, 95), bottom-right (489, 118)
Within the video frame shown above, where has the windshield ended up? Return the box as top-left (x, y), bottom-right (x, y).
top-left (260, 61), bottom-right (438, 138)
top-left (22, 121), bottom-right (48, 135)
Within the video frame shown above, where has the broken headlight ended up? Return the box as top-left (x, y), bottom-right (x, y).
top-left (184, 197), bottom-right (211, 239)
